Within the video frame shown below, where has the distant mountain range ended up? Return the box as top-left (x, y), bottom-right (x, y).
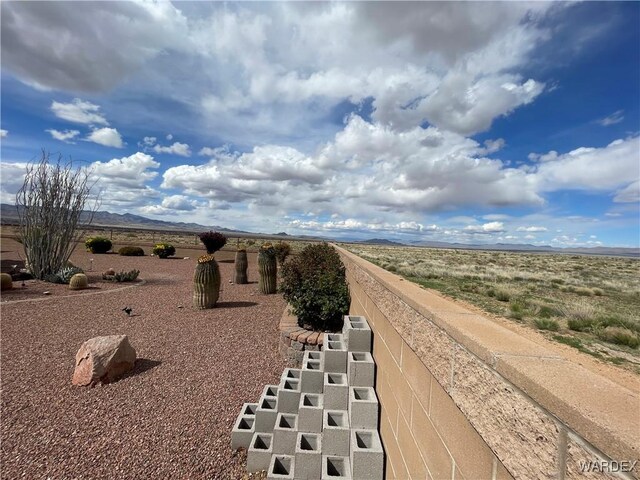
top-left (2, 204), bottom-right (637, 256)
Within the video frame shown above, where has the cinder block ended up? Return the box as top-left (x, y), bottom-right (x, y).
top-left (267, 454), bottom-right (295, 479)
top-left (281, 368), bottom-right (302, 381)
top-left (262, 384), bottom-right (279, 398)
top-left (322, 410), bottom-right (350, 457)
top-left (350, 430), bottom-right (383, 480)
top-left (273, 413), bottom-right (299, 455)
top-left (303, 351), bottom-right (324, 363)
top-left (347, 352), bottom-right (375, 387)
top-left (324, 373), bottom-right (348, 410)
top-left (343, 315), bottom-right (372, 353)
top-left (256, 396), bottom-right (279, 433)
top-left (349, 387), bottom-right (379, 430)
top-left (242, 402), bottom-right (259, 416)
top-left (247, 433), bottom-right (273, 472)
top-left (325, 335), bottom-right (347, 373)
top-left (278, 377), bottom-right (301, 414)
top-left (298, 393), bottom-right (324, 433)
top-left (301, 354), bottom-right (325, 394)
top-left (295, 432), bottom-right (322, 480)
top-left (231, 414), bottom-right (255, 450)
top-left (321, 455), bottom-right (352, 479)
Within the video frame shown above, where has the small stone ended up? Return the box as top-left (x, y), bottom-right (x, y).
top-left (42, 291), bottom-right (50, 295)
top-left (183, 257), bottom-right (190, 260)
top-left (178, 305), bottom-right (184, 309)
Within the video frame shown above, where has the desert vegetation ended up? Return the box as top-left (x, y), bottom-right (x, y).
top-left (343, 243), bottom-right (640, 372)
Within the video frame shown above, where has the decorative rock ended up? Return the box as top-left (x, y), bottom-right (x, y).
top-left (104, 268), bottom-right (116, 276)
top-left (72, 335), bottom-right (136, 386)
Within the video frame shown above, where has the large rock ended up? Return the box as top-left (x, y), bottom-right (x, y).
top-left (72, 335), bottom-right (136, 386)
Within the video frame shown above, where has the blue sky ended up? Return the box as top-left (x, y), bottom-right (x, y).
top-left (1, 1), bottom-right (638, 247)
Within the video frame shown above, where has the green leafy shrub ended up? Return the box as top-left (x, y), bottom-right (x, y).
top-left (118, 246), bottom-right (145, 256)
top-left (280, 243), bottom-right (350, 331)
top-left (153, 243), bottom-right (175, 258)
top-left (85, 236), bottom-right (112, 254)
top-left (274, 242), bottom-right (291, 265)
top-left (198, 231), bottom-right (227, 254)
top-left (495, 289), bottom-right (511, 302)
top-left (568, 317), bottom-right (596, 332)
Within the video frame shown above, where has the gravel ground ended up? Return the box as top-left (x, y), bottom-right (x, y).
top-left (1, 239), bottom-right (287, 479)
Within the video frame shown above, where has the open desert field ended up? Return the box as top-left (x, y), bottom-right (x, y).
top-left (342, 243), bottom-right (640, 373)
top-left (1, 236), bottom-right (287, 479)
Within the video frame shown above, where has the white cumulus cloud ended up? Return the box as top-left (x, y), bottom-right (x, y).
top-left (0, 129), bottom-right (7, 138)
top-left (86, 127), bottom-right (124, 148)
top-left (152, 142), bottom-right (191, 157)
top-left (46, 128), bottom-right (80, 143)
top-left (51, 98), bottom-right (108, 125)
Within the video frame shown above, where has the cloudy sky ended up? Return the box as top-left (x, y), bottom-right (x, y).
top-left (1, 1), bottom-right (638, 247)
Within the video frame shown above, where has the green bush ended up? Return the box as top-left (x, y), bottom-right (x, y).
top-left (118, 246), bottom-right (145, 256)
top-left (85, 236), bottom-right (112, 254)
top-left (153, 243), bottom-right (175, 259)
top-left (103, 269), bottom-right (140, 282)
top-left (280, 243), bottom-right (350, 332)
top-left (596, 327), bottom-right (640, 349)
top-left (568, 317), bottom-right (596, 332)
top-left (274, 242), bottom-right (291, 265)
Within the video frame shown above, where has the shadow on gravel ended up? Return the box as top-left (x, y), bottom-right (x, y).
top-left (217, 259), bottom-right (235, 263)
top-left (121, 358), bottom-right (162, 381)
top-left (216, 301), bottom-right (258, 308)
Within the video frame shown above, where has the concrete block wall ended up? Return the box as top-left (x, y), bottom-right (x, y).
top-left (235, 313), bottom-right (385, 480)
top-left (335, 245), bottom-right (639, 480)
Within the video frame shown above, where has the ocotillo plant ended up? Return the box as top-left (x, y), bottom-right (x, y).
top-left (258, 243), bottom-right (277, 294)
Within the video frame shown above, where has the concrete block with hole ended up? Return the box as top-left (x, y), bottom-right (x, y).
top-left (324, 334), bottom-right (347, 373)
top-left (298, 393), bottom-right (324, 433)
top-left (324, 372), bottom-right (348, 410)
top-left (342, 315), bottom-right (372, 353)
top-left (262, 384), bottom-right (279, 398)
top-left (347, 352), bottom-right (375, 387)
top-left (281, 368), bottom-right (302, 382)
top-left (256, 396), bottom-right (279, 433)
top-left (278, 377), bottom-right (301, 414)
top-left (295, 432), bottom-right (322, 480)
top-left (349, 387), bottom-right (379, 430)
top-left (301, 352), bottom-right (325, 394)
top-left (273, 413), bottom-right (299, 454)
top-left (247, 433), bottom-right (273, 472)
top-left (322, 410), bottom-right (350, 456)
top-left (231, 414), bottom-right (255, 450)
top-left (241, 402), bottom-right (258, 417)
top-left (267, 454), bottom-right (295, 480)
top-left (322, 455), bottom-right (352, 480)
top-left (350, 430), bottom-right (383, 480)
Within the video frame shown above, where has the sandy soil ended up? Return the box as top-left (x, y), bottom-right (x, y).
top-left (1, 238), bottom-right (286, 479)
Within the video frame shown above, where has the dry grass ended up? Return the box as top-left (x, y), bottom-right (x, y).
top-left (343, 243), bottom-right (640, 372)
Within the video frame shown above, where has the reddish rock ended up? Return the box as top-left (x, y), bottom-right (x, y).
top-left (72, 335), bottom-right (136, 386)
top-left (104, 268), bottom-right (116, 276)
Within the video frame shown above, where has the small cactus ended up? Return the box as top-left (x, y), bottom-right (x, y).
top-left (69, 273), bottom-right (89, 290)
top-left (1, 273), bottom-right (12, 291)
top-left (234, 249), bottom-right (248, 284)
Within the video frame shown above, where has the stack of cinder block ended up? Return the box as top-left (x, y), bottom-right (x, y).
top-left (232, 315), bottom-right (384, 479)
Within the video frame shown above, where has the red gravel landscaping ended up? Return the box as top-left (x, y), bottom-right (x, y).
top-left (1, 238), bottom-right (287, 479)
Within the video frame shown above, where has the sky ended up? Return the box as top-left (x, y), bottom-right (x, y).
top-left (1, 1), bottom-right (639, 247)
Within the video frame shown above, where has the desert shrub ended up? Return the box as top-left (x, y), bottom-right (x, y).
top-left (495, 289), bottom-right (511, 302)
top-left (560, 300), bottom-right (597, 321)
top-left (153, 243), bottom-right (175, 259)
top-left (85, 236), bottom-right (112, 254)
top-left (509, 298), bottom-right (527, 320)
top-left (118, 246), bottom-right (145, 256)
top-left (574, 287), bottom-right (594, 297)
top-left (280, 243), bottom-right (350, 331)
top-left (534, 318), bottom-right (560, 331)
top-left (274, 242), bottom-right (291, 265)
top-left (595, 327), bottom-right (640, 349)
top-left (103, 269), bottom-right (140, 282)
top-left (553, 335), bottom-right (583, 349)
top-left (567, 317), bottom-right (596, 332)
top-left (535, 305), bottom-right (559, 318)
top-left (592, 288), bottom-right (604, 296)
top-left (198, 231), bottom-right (227, 254)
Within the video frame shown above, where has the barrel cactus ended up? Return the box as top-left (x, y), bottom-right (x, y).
top-left (69, 273), bottom-right (89, 290)
top-left (193, 253), bottom-right (221, 309)
top-left (1, 273), bottom-right (12, 291)
top-left (58, 266), bottom-right (84, 284)
top-left (258, 243), bottom-right (277, 294)
top-left (234, 249), bottom-right (248, 284)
